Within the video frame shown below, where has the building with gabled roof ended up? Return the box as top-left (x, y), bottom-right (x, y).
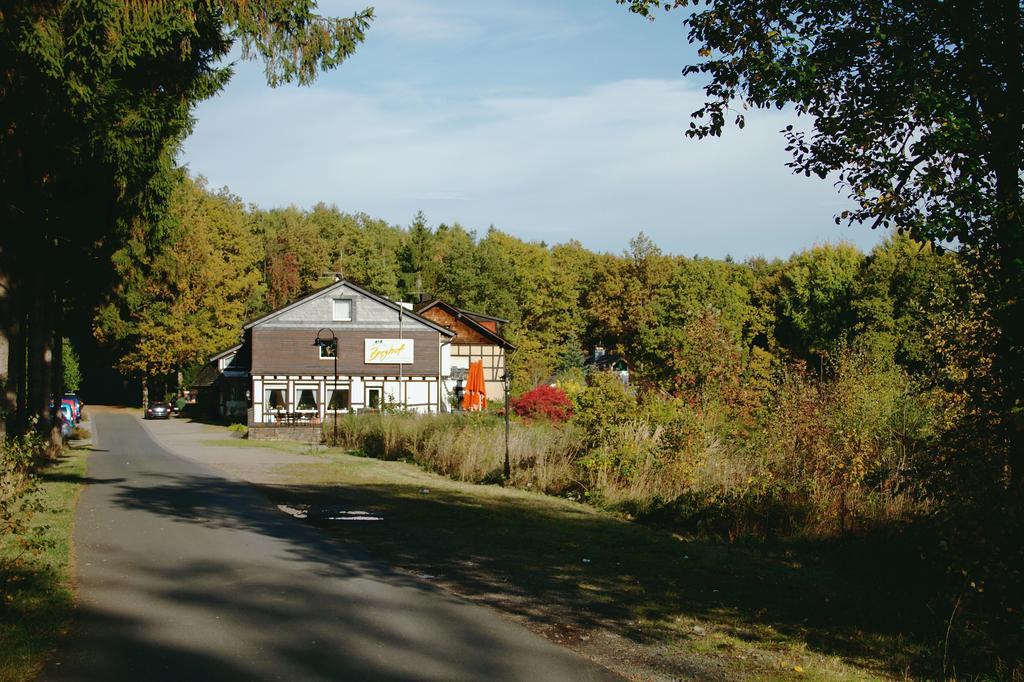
top-left (415, 299), bottom-right (515, 402)
top-left (194, 280), bottom-right (458, 431)
top-left (192, 343), bottom-right (250, 421)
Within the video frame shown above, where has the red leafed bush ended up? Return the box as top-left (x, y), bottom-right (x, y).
top-left (510, 385), bottom-right (573, 423)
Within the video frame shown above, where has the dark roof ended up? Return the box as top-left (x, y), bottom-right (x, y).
top-left (415, 299), bottom-right (516, 350)
top-left (416, 299), bottom-right (509, 325)
top-left (210, 343), bottom-right (242, 362)
top-left (456, 307), bottom-right (509, 324)
top-left (191, 361), bottom-right (221, 388)
top-left (584, 354), bottom-right (629, 371)
top-left (193, 342), bottom-right (251, 389)
top-left (242, 279), bottom-right (455, 337)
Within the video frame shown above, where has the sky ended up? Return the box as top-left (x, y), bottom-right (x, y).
top-left (179, 0), bottom-right (888, 260)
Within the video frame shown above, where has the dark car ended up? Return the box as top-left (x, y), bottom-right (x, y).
top-left (145, 401), bottom-right (172, 420)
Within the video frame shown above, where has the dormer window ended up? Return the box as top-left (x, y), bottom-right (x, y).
top-left (333, 298), bottom-right (353, 321)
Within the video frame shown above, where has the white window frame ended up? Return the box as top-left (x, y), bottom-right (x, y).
top-left (326, 384), bottom-right (352, 413)
top-left (333, 298), bottom-right (353, 322)
top-left (264, 385), bottom-right (288, 413)
top-left (365, 386), bottom-right (383, 411)
top-left (293, 384), bottom-right (320, 413)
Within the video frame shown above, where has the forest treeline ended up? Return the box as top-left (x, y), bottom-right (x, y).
top-left (98, 172), bottom-right (961, 400)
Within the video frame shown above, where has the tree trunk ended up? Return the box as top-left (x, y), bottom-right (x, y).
top-left (141, 375), bottom-right (149, 411)
top-left (994, 218), bottom-right (1024, 494)
top-left (26, 271), bottom-right (53, 435)
top-left (991, 128), bottom-right (1024, 494)
top-left (1, 271), bottom-right (26, 436)
top-left (986, 0), bottom-right (1023, 493)
top-left (49, 315), bottom-right (64, 455)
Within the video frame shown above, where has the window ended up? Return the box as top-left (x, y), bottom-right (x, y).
top-left (327, 387), bottom-right (350, 411)
top-left (265, 388), bottom-right (287, 412)
top-left (333, 298), bottom-right (353, 321)
top-left (319, 339), bottom-right (337, 359)
top-left (296, 388), bottom-right (318, 412)
top-left (366, 387), bottom-right (382, 410)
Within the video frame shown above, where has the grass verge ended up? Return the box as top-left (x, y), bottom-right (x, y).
top-left (0, 446), bottom-right (87, 682)
top-left (206, 437), bottom-right (932, 681)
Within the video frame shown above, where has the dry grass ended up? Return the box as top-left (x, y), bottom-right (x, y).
top-left (326, 413), bottom-right (581, 493)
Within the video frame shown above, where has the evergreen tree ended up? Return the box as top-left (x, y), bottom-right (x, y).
top-left (1, 1), bottom-right (372, 429)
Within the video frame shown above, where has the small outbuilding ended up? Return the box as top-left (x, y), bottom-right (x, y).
top-left (583, 346), bottom-right (630, 384)
top-left (415, 299), bottom-right (516, 403)
top-left (192, 343), bottom-right (250, 421)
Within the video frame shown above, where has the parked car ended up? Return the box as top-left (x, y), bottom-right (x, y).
top-left (145, 401), bottom-right (172, 420)
top-left (63, 393), bottom-right (84, 421)
top-left (61, 395), bottom-right (82, 423)
top-left (59, 404), bottom-right (74, 439)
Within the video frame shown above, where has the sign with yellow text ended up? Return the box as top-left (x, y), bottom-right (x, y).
top-left (364, 338), bottom-right (414, 364)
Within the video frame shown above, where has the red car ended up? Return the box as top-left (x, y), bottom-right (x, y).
top-left (61, 395), bottom-right (83, 423)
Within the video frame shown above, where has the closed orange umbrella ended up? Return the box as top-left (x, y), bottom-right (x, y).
top-left (462, 361), bottom-right (477, 411)
top-left (462, 360), bottom-right (487, 411)
top-left (477, 361), bottom-right (487, 410)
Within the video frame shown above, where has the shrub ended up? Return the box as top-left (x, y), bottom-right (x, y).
top-left (1, 429), bottom-right (49, 603)
top-left (511, 385), bottom-right (573, 422)
top-left (320, 343), bottom-right (938, 543)
top-left (227, 423), bottom-right (248, 438)
top-left (573, 372), bottom-right (637, 449)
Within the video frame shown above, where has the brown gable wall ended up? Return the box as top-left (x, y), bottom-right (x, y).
top-left (252, 329), bottom-right (439, 375)
top-left (419, 307), bottom-right (494, 345)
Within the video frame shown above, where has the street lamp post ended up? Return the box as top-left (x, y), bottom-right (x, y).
top-left (315, 328), bottom-right (338, 445)
top-left (503, 369), bottom-right (511, 480)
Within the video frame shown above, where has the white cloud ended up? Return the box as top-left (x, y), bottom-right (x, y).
top-left (368, 0), bottom-right (484, 42)
top-left (181, 73), bottom-right (878, 259)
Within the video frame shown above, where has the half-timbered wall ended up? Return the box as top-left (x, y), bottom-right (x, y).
top-left (419, 305), bottom-right (508, 402)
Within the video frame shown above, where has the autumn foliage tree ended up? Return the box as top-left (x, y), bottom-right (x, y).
top-left (95, 175), bottom-right (265, 402)
top-left (619, 0), bottom-right (1023, 669)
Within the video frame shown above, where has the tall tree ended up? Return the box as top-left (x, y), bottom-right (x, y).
top-left (852, 233), bottom-right (958, 373)
top-left (618, 0), bottom-right (1023, 663)
top-left (772, 243), bottom-right (863, 363)
top-left (618, 0), bottom-right (1024, 484)
top-left (1, 1), bottom-right (372, 434)
top-left (95, 174), bottom-right (265, 400)
top-left (399, 211), bottom-right (436, 298)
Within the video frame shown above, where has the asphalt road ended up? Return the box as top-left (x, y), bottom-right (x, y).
top-left (43, 412), bottom-right (618, 681)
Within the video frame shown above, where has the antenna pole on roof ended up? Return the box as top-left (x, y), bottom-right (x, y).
top-left (320, 247), bottom-right (345, 282)
top-left (410, 272), bottom-right (428, 305)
